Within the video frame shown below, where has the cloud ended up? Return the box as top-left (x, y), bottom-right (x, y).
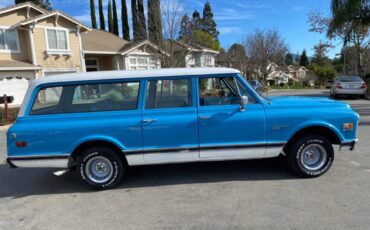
top-left (214, 8), bottom-right (255, 21)
top-left (218, 26), bottom-right (244, 34)
top-left (234, 3), bottom-right (268, 9)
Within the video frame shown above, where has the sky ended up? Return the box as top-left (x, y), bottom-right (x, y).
top-left (1, 0), bottom-right (342, 58)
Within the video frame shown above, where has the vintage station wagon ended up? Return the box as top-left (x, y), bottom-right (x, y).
top-left (6, 68), bottom-right (359, 189)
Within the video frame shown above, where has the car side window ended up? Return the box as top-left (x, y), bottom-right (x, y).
top-left (145, 78), bottom-right (192, 109)
top-left (199, 77), bottom-right (255, 106)
top-left (30, 81), bottom-right (140, 115)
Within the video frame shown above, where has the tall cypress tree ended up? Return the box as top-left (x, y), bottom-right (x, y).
top-left (131, 0), bottom-right (139, 41)
top-left (191, 11), bottom-right (202, 31)
top-left (121, 0), bottom-right (130, 40)
top-left (112, 0), bottom-right (119, 35)
top-left (108, 0), bottom-right (113, 33)
top-left (148, 0), bottom-right (163, 44)
top-left (89, 0), bottom-right (97, 28)
top-left (202, 1), bottom-right (219, 41)
top-left (98, 0), bottom-right (105, 30)
top-left (300, 49), bottom-right (309, 67)
top-left (178, 14), bottom-right (192, 40)
top-left (137, 0), bottom-right (147, 40)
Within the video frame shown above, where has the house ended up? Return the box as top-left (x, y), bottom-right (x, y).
top-left (81, 29), bottom-right (166, 71)
top-left (0, 2), bottom-right (89, 105)
top-left (0, 3), bottom-right (166, 106)
top-left (166, 40), bottom-right (219, 68)
top-left (266, 62), bottom-right (310, 86)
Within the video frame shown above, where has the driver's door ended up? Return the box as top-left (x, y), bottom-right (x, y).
top-left (197, 75), bottom-right (266, 159)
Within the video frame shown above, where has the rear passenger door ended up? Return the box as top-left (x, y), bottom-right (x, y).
top-left (142, 77), bottom-right (199, 163)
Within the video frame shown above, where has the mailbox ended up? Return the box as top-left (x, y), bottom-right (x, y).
top-left (0, 96), bottom-right (14, 104)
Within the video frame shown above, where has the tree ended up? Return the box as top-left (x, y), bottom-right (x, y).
top-left (309, 41), bottom-right (337, 83)
top-left (89, 0), bottom-right (97, 28)
top-left (15, 0), bottom-right (51, 10)
top-left (121, 0), bottom-right (130, 40)
top-left (285, 53), bottom-right (293, 65)
top-left (98, 0), bottom-right (105, 30)
top-left (191, 11), bottom-right (202, 31)
top-left (178, 14), bottom-right (192, 40)
top-left (244, 29), bottom-right (289, 83)
top-left (137, 0), bottom-right (147, 40)
top-left (108, 0), bottom-right (113, 33)
top-left (228, 43), bottom-right (246, 72)
top-left (202, 1), bottom-right (219, 41)
top-left (215, 48), bottom-right (230, 67)
top-left (131, 0), bottom-right (139, 40)
top-left (112, 0), bottom-right (119, 35)
top-left (190, 30), bottom-right (220, 51)
top-left (309, 1), bottom-right (370, 76)
top-left (148, 0), bottom-right (163, 45)
top-left (299, 50), bottom-right (309, 67)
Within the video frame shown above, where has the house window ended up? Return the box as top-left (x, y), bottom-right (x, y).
top-left (0, 28), bottom-right (19, 51)
top-left (204, 54), bottom-right (213, 66)
top-left (46, 29), bottom-right (68, 50)
top-left (85, 59), bottom-right (99, 72)
top-left (128, 56), bottom-right (158, 70)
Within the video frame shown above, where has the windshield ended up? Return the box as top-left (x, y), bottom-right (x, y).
top-left (238, 74), bottom-right (269, 102)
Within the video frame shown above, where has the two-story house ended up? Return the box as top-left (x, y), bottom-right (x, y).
top-left (165, 40), bottom-right (219, 68)
top-left (0, 2), bottom-right (89, 105)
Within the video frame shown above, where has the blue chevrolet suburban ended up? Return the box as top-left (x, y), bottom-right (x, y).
top-left (6, 68), bottom-right (359, 189)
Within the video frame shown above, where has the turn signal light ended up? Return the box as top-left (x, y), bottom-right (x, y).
top-left (336, 83), bottom-right (343, 89)
top-left (15, 141), bottom-right (27, 147)
top-left (343, 123), bottom-right (354, 131)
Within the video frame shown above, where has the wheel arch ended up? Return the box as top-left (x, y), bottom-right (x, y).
top-left (68, 137), bottom-right (128, 168)
top-left (285, 124), bottom-right (342, 150)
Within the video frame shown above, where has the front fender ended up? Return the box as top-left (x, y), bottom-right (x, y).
top-left (286, 120), bottom-right (345, 142)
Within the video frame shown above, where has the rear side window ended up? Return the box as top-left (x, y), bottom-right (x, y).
top-left (145, 78), bottom-right (192, 109)
top-left (30, 81), bottom-right (140, 115)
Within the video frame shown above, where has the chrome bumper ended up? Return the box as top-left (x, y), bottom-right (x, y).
top-left (339, 139), bottom-right (358, 151)
top-left (6, 155), bottom-right (69, 168)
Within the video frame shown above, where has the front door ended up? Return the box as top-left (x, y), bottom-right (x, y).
top-left (197, 75), bottom-right (266, 159)
top-left (142, 77), bottom-right (198, 163)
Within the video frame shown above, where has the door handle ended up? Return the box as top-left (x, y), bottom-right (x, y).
top-left (142, 119), bottom-right (157, 123)
top-left (199, 116), bottom-right (212, 120)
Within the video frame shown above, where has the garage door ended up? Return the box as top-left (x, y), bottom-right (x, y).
top-left (0, 72), bottom-right (34, 106)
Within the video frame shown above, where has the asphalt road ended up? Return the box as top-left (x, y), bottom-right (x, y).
top-left (0, 89), bottom-right (369, 230)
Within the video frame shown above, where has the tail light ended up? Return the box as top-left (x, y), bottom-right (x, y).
top-left (336, 83), bottom-right (343, 89)
top-left (361, 83), bottom-right (367, 89)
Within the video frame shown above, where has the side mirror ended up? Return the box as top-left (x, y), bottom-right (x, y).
top-left (239, 95), bottom-right (248, 112)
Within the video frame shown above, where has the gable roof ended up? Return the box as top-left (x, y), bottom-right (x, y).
top-left (0, 2), bottom-right (46, 16)
top-left (166, 40), bottom-right (219, 54)
top-left (81, 29), bottom-right (129, 54)
top-left (19, 10), bottom-right (90, 30)
top-left (120, 40), bottom-right (169, 56)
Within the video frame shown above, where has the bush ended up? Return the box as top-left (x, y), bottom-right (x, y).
top-left (0, 107), bottom-right (20, 125)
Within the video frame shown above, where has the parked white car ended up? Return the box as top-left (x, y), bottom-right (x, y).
top-left (330, 76), bottom-right (367, 98)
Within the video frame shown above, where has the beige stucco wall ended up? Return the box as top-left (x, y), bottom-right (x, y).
top-left (0, 8), bottom-right (39, 62)
top-left (33, 17), bottom-right (83, 72)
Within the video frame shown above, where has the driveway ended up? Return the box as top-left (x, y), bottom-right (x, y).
top-left (0, 89), bottom-right (369, 230)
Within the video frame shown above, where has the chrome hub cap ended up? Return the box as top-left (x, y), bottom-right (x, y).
top-left (300, 144), bottom-right (327, 171)
top-left (85, 156), bottom-right (113, 183)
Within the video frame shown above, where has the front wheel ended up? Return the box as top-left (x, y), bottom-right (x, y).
top-left (286, 135), bottom-right (334, 177)
top-left (78, 147), bottom-right (124, 189)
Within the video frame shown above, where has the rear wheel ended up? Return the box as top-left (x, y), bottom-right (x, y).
top-left (78, 147), bottom-right (124, 189)
top-left (286, 135), bottom-right (334, 177)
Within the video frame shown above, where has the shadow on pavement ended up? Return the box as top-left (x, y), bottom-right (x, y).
top-left (0, 157), bottom-right (297, 198)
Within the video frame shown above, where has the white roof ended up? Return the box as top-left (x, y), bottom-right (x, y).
top-left (32, 67), bottom-right (240, 86)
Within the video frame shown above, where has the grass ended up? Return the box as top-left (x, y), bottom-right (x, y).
top-left (0, 107), bottom-right (20, 126)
